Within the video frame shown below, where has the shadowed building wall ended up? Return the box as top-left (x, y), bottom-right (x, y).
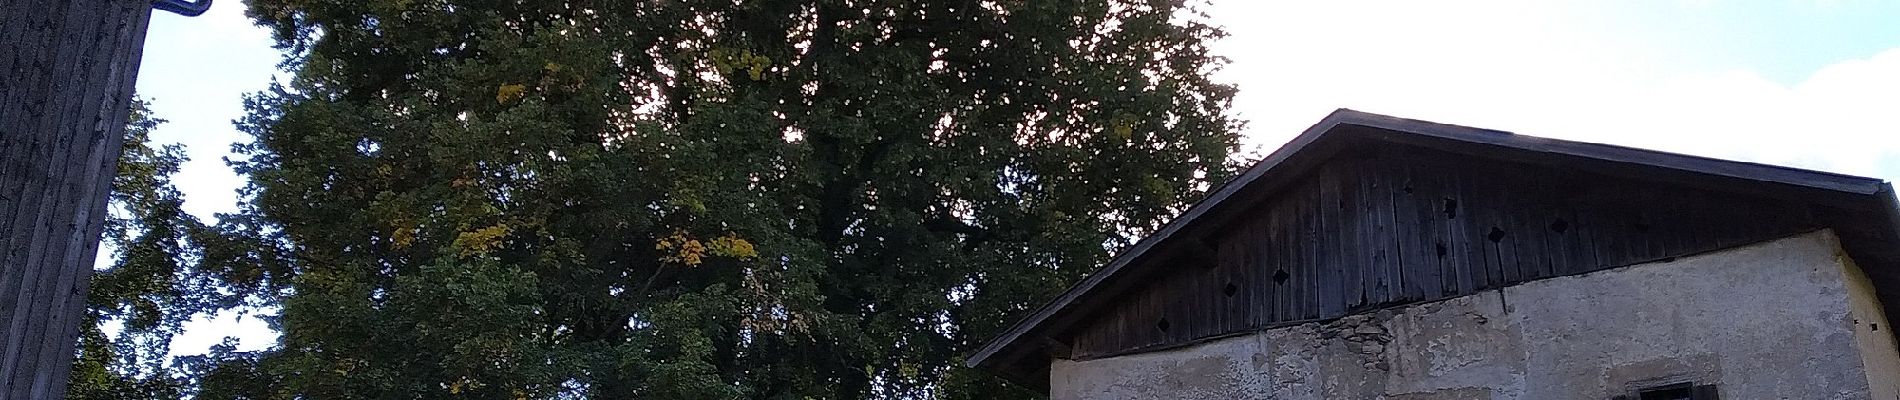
top-left (1049, 231), bottom-right (1900, 399)
top-left (967, 111), bottom-right (1900, 399)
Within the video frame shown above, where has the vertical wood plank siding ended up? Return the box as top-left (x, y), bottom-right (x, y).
top-left (1067, 145), bottom-right (1819, 359)
top-left (0, 0), bottom-right (152, 397)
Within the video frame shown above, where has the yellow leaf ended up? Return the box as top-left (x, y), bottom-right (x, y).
top-left (657, 230), bottom-right (761, 266)
top-left (1109, 113), bottom-right (1136, 141)
top-left (656, 230), bottom-right (711, 266)
top-left (391, 224), bottom-right (415, 250)
top-left (448, 376), bottom-right (481, 395)
top-left (708, 48), bottom-right (733, 75)
top-left (707, 235), bottom-right (758, 260)
top-left (496, 83), bottom-right (527, 103)
top-left (454, 224), bottom-right (511, 256)
top-left (745, 53), bottom-right (771, 81)
top-left (680, 239), bottom-right (705, 266)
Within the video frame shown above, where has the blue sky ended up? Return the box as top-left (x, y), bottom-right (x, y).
top-left (1604, 0), bottom-right (1900, 83)
top-left (133, 0), bottom-right (1900, 357)
top-left (1202, 0), bottom-right (1900, 178)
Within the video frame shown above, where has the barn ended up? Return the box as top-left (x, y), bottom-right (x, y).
top-left (967, 110), bottom-right (1900, 399)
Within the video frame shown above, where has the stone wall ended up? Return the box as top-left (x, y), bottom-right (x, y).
top-left (1049, 230), bottom-right (1900, 399)
top-left (1842, 252), bottom-right (1900, 400)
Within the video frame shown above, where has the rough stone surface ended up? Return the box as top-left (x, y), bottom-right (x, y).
top-left (1842, 253), bottom-right (1900, 400)
top-left (1049, 230), bottom-right (1900, 400)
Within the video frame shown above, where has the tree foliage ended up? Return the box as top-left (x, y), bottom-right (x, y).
top-left (187, 0), bottom-right (1244, 397)
top-left (66, 99), bottom-right (284, 399)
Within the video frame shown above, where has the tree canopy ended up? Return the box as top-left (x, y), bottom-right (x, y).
top-left (66, 99), bottom-right (284, 400)
top-left (79, 0), bottom-right (1244, 398)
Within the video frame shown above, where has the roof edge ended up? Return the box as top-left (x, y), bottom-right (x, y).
top-left (1336, 111), bottom-right (1886, 195)
top-left (964, 108), bottom-right (1894, 373)
top-left (964, 109), bottom-right (1365, 369)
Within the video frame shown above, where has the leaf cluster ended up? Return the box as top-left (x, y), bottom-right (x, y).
top-left (115, 0), bottom-right (1248, 398)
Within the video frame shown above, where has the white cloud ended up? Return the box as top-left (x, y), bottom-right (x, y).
top-left (141, 3), bottom-right (284, 220)
top-left (168, 308), bottom-right (279, 357)
top-left (134, 3), bottom-right (288, 359)
top-left (1207, 1), bottom-right (1900, 179)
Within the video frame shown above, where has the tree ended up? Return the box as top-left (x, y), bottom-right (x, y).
top-left (64, 99), bottom-right (194, 400)
top-left (208, 0), bottom-right (1242, 397)
top-left (66, 99), bottom-right (280, 400)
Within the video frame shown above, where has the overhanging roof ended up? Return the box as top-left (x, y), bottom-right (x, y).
top-left (966, 109), bottom-right (1900, 387)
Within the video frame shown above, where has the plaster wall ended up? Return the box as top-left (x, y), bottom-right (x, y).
top-left (1049, 230), bottom-right (1900, 400)
top-left (1842, 253), bottom-right (1900, 400)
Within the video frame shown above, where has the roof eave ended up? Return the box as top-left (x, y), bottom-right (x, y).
top-left (964, 109), bottom-right (1898, 380)
top-left (965, 109), bottom-right (1368, 369)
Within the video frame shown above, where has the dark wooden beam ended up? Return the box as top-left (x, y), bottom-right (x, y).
top-left (964, 110), bottom-right (1355, 370)
top-left (0, 0), bottom-right (153, 398)
top-left (1036, 335), bottom-right (1072, 359)
top-left (1182, 238), bottom-right (1219, 269)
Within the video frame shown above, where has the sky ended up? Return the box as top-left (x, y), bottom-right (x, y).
top-left (132, 0), bottom-right (1900, 358)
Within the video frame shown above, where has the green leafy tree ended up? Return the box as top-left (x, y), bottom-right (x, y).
top-left (66, 99), bottom-right (281, 399)
top-left (65, 98), bottom-right (196, 399)
top-left (206, 0), bottom-right (1242, 397)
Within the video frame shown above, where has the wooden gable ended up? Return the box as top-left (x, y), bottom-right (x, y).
top-left (1067, 142), bottom-right (1821, 359)
top-left (967, 110), bottom-right (1900, 389)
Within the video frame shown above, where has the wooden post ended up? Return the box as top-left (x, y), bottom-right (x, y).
top-left (0, 0), bottom-right (153, 398)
